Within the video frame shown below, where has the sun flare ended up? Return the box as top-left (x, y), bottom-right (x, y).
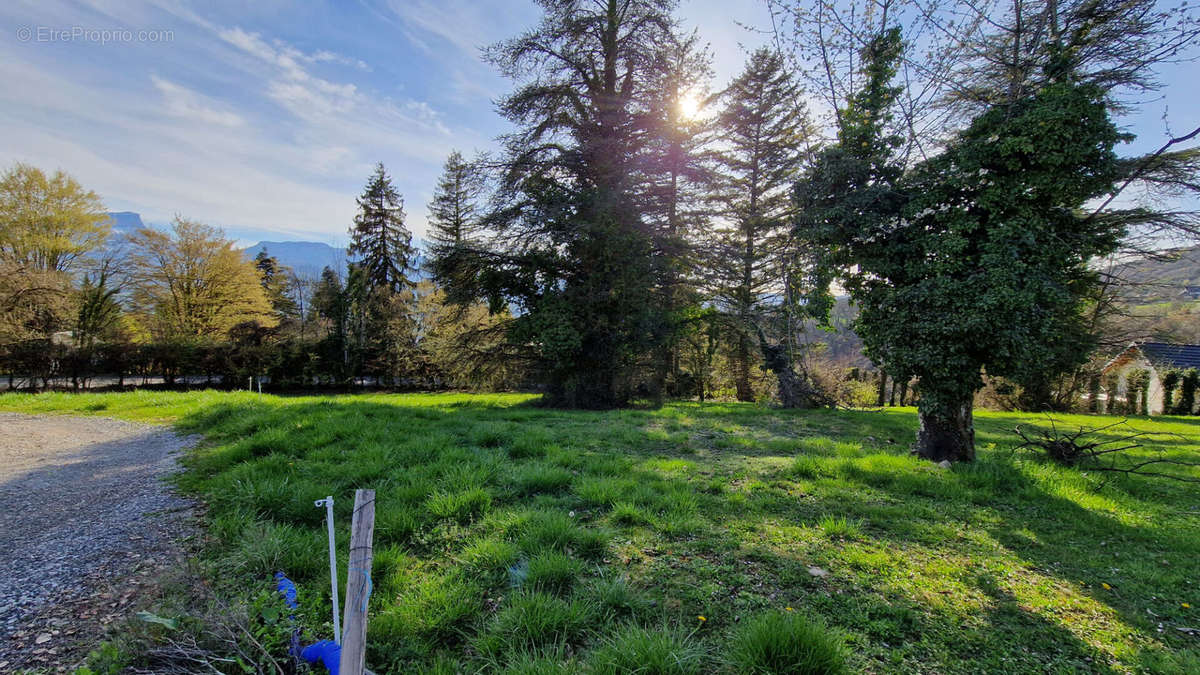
top-left (677, 91), bottom-right (702, 120)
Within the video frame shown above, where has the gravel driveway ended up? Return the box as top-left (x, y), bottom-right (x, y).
top-left (0, 412), bottom-right (198, 671)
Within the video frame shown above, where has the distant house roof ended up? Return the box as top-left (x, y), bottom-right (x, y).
top-left (1139, 342), bottom-right (1200, 370)
top-left (1102, 341), bottom-right (1200, 374)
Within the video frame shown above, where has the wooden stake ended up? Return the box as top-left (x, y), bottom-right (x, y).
top-left (339, 489), bottom-right (375, 675)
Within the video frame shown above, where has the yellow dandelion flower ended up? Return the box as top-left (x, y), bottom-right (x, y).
top-left (1101, 583), bottom-right (1111, 590)
top-left (1184, 603), bottom-right (1192, 609)
top-left (786, 607), bottom-right (794, 612)
top-left (697, 615), bottom-right (706, 622)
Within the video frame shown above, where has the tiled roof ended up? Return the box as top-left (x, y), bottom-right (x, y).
top-left (1139, 342), bottom-right (1200, 370)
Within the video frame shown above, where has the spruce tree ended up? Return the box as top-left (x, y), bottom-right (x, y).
top-left (639, 31), bottom-right (717, 398)
top-left (427, 151), bottom-right (484, 252)
top-left (427, 150), bottom-right (486, 291)
top-left (349, 163), bottom-right (414, 294)
top-left (441, 0), bottom-right (677, 408)
top-left (713, 48), bottom-right (811, 404)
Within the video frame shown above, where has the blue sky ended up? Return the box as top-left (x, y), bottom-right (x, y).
top-left (1, 0), bottom-right (1195, 247)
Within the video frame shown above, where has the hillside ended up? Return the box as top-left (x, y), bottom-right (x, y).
top-left (1111, 245), bottom-right (1200, 305)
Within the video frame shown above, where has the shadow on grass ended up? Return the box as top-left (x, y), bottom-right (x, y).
top-left (167, 395), bottom-right (1196, 672)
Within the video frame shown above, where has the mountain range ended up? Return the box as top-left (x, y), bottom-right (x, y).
top-left (106, 212), bottom-right (402, 278)
top-left (244, 240), bottom-right (347, 276)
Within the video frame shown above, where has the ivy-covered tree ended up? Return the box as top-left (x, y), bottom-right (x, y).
top-left (349, 163), bottom-right (414, 294)
top-left (798, 28), bottom-right (1124, 462)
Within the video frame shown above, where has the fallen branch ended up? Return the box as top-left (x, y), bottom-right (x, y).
top-left (1013, 418), bottom-right (1200, 483)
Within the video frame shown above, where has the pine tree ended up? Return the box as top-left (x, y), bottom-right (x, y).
top-left (441, 0), bottom-right (678, 408)
top-left (349, 163), bottom-right (414, 294)
top-left (427, 151), bottom-right (486, 291)
top-left (253, 249), bottom-right (298, 320)
top-left (639, 30), bottom-right (718, 398)
top-left (713, 48), bottom-right (811, 404)
top-left (427, 151), bottom-right (484, 253)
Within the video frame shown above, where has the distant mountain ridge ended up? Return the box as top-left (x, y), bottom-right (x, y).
top-left (244, 240), bottom-right (347, 276)
top-left (1112, 246), bottom-right (1200, 305)
top-left (107, 211), bottom-right (145, 233)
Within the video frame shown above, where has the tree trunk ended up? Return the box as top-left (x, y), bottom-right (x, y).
top-left (774, 360), bottom-right (811, 408)
top-left (754, 326), bottom-right (820, 409)
top-left (733, 334), bottom-right (754, 402)
top-left (898, 379), bottom-right (908, 406)
top-left (915, 401), bottom-right (975, 463)
top-left (876, 371), bottom-right (888, 407)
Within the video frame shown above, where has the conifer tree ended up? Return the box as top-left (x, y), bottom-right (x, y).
top-left (427, 151), bottom-right (486, 291)
top-left (253, 249), bottom-right (298, 320)
top-left (349, 163), bottom-right (414, 294)
top-left (441, 0), bottom-right (678, 408)
top-left (427, 151), bottom-right (484, 253)
top-left (713, 48), bottom-right (811, 403)
top-left (639, 31), bottom-right (718, 398)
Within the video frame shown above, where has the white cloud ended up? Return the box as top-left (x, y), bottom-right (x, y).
top-left (151, 75), bottom-right (244, 127)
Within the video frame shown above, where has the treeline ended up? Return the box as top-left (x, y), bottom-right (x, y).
top-left (0, 162), bottom-right (520, 393)
top-left (420, 0), bottom-right (1199, 462)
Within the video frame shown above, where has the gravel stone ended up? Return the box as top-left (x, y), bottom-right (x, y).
top-left (0, 412), bottom-right (199, 670)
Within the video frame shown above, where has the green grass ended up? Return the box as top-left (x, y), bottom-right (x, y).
top-left (3, 390), bottom-right (1199, 673)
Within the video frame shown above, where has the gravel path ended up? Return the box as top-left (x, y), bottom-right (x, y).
top-left (0, 413), bottom-right (198, 670)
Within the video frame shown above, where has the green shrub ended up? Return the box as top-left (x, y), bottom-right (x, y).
top-left (586, 625), bottom-right (706, 675)
top-left (477, 591), bottom-right (595, 656)
top-left (426, 487), bottom-right (492, 523)
top-left (526, 550), bottom-right (584, 594)
top-left (727, 610), bottom-right (849, 675)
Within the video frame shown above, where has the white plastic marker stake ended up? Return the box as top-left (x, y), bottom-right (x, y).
top-left (315, 496), bottom-right (341, 644)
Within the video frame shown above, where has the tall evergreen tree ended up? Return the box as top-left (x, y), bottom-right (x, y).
top-left (427, 150), bottom-right (487, 292)
top-left (713, 48), bottom-right (811, 404)
top-left (442, 0), bottom-right (678, 408)
top-left (349, 163), bottom-right (414, 294)
top-left (253, 249), bottom-right (298, 320)
top-left (427, 151), bottom-right (485, 253)
top-left (639, 30), bottom-right (718, 398)
top-left (311, 265), bottom-right (350, 381)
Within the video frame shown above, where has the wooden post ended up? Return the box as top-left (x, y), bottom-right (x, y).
top-left (339, 489), bottom-right (376, 675)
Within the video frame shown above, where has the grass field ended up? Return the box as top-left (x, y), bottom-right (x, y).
top-left (2, 391), bottom-right (1199, 673)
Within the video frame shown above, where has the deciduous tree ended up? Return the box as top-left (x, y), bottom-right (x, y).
top-left (127, 217), bottom-right (275, 340)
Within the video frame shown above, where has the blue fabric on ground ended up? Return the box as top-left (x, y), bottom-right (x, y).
top-left (274, 572), bottom-right (299, 609)
top-left (301, 640), bottom-right (342, 675)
